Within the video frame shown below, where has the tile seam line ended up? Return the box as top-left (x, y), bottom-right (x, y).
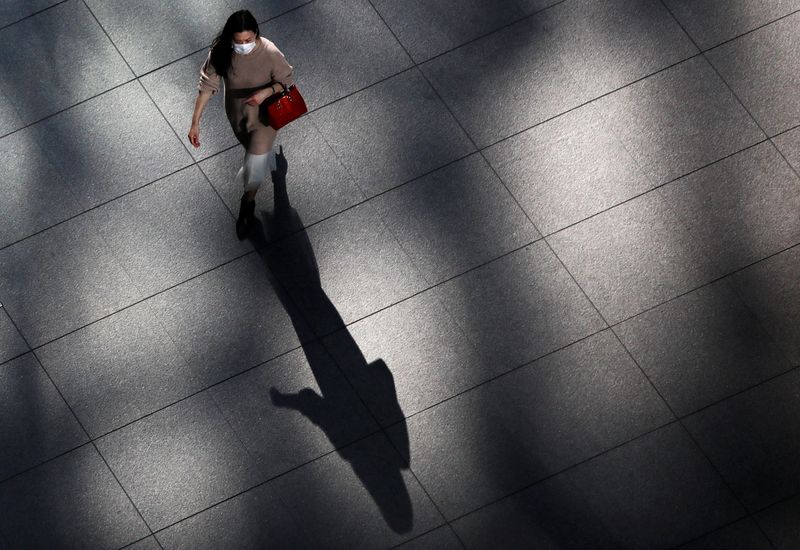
top-left (656, 7), bottom-right (795, 543)
top-left (5, 91), bottom-right (800, 255)
top-left (606, 241), bottom-right (800, 327)
top-left (658, 3), bottom-right (800, 185)
top-left (0, 0), bottom-right (317, 143)
top-left (5, 343), bottom-right (800, 536)
top-left (663, 516), bottom-right (769, 550)
top-left (21, 318), bottom-right (608, 477)
top-left (0, 158), bottom-right (207, 253)
top-left (700, 7), bottom-right (800, 53)
top-left (99, 410), bottom-right (683, 541)
top-left (388, 525), bottom-right (450, 550)
top-left (110, 0), bottom-right (317, 78)
top-left (0, 2), bottom-right (795, 146)
top-left (16, 229), bottom-right (799, 366)
top-left (33, 344), bottom-right (160, 541)
top-left (5, 0), bottom-right (796, 424)
top-left (22, 271), bottom-right (160, 543)
top-left (87, 410), bottom-right (800, 550)
top-left (4, 47), bottom-right (800, 252)
top-left (655, 0), bottom-right (800, 360)
top-left (539, 136), bottom-right (778, 239)
top-left (353, 23), bottom-right (558, 534)
top-left (419, 417), bottom-right (683, 525)
top-left (0, 346), bottom-right (313, 485)
top-left (17, 305), bottom-right (798, 476)
top-left (3, 0), bottom-right (796, 540)
top-left (0, 0), bottom-right (70, 32)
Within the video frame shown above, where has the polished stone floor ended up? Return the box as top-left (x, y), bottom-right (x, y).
top-left (1, 0), bottom-right (799, 548)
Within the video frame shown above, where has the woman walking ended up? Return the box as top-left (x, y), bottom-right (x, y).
top-left (188, 10), bottom-right (295, 239)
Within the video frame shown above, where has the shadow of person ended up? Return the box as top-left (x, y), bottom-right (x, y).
top-left (247, 150), bottom-right (413, 534)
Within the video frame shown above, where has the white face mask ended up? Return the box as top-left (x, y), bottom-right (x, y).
top-left (232, 41), bottom-right (256, 55)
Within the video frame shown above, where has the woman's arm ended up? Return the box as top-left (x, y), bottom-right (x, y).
top-left (189, 51), bottom-right (221, 148)
top-left (188, 90), bottom-right (213, 148)
top-left (245, 41), bottom-right (295, 106)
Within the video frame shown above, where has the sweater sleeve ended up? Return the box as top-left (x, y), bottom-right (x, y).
top-left (269, 43), bottom-right (295, 89)
top-left (198, 50), bottom-right (221, 96)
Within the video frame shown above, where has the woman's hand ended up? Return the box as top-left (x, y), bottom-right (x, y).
top-left (188, 123), bottom-right (201, 148)
top-left (245, 87), bottom-right (271, 106)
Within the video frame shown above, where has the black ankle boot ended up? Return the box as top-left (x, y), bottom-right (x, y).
top-left (236, 195), bottom-right (256, 240)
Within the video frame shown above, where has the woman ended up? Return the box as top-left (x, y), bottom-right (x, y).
top-left (188, 10), bottom-right (295, 239)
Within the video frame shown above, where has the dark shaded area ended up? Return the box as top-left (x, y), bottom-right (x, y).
top-left (248, 169), bottom-right (413, 534)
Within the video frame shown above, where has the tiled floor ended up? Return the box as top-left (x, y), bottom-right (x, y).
top-left (1, 1), bottom-right (799, 548)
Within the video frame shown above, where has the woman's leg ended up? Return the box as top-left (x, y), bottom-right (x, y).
top-left (242, 125), bottom-right (278, 200)
top-left (235, 125), bottom-right (278, 238)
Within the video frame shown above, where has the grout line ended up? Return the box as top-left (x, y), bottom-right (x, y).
top-left (651, 6), bottom-right (788, 549)
top-left (0, 0), bottom-right (70, 32)
top-left (3, 3), bottom-right (800, 545)
top-left (702, 8), bottom-right (800, 52)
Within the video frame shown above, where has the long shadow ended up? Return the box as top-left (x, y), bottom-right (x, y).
top-left (247, 167), bottom-right (413, 534)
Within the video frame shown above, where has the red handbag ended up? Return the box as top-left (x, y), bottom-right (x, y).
top-left (262, 84), bottom-right (308, 130)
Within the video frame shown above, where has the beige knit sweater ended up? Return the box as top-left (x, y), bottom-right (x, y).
top-left (198, 36), bottom-right (295, 139)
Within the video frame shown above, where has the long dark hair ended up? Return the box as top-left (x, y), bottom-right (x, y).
top-left (210, 10), bottom-right (260, 77)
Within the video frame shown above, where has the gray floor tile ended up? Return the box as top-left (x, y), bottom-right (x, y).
top-left (684, 369), bottom-right (800, 511)
top-left (86, 0), bottom-right (309, 75)
top-left (0, 444), bottom-right (149, 550)
top-left (395, 526), bottom-right (464, 550)
top-left (0, 214), bottom-right (141, 347)
top-left (421, 15), bottom-right (591, 148)
top-left (156, 482), bottom-right (315, 549)
top-left (32, 81), bottom-right (192, 209)
top-left (773, 125), bottom-right (800, 171)
top-left (247, 0), bottom-right (313, 22)
top-left (199, 117), bottom-right (365, 227)
top-left (0, 128), bottom-right (83, 249)
top-left (0, 87), bottom-right (22, 135)
top-left (756, 493), bottom-right (800, 550)
top-left (270, 432), bottom-right (444, 547)
top-left (707, 13), bottom-right (800, 136)
top-left (660, 142), bottom-right (800, 275)
top-left (311, 68), bottom-right (475, 197)
top-left (0, 353), bottom-right (87, 480)
top-left (371, 153), bottom-right (538, 284)
top-left (323, 290), bottom-right (496, 427)
top-left (548, 191), bottom-right (719, 325)
top-left (36, 302), bottom-right (205, 438)
top-left (732, 246), bottom-right (800, 365)
top-left (617, 280), bottom-right (791, 417)
top-left (452, 423), bottom-right (744, 550)
top-left (140, 50), bottom-right (239, 161)
top-left (371, 0), bottom-right (556, 63)
top-left (0, 310), bottom-right (28, 365)
top-left (88, 166), bottom-right (252, 296)
top-left (390, 331), bottom-right (672, 519)
top-left (429, 242), bottom-right (605, 370)
top-left (593, 55), bottom-right (764, 185)
top-left (262, 0), bottom-right (412, 110)
top-left (664, 0), bottom-right (800, 50)
top-left (123, 537), bottom-right (161, 550)
top-left (0, 0), bottom-right (132, 134)
top-left (544, 0), bottom-right (697, 96)
top-left (84, 0), bottom-right (232, 76)
top-left (0, 0), bottom-right (62, 29)
top-left (210, 344), bottom-right (378, 479)
top-left (484, 104), bottom-right (653, 235)
top-left (676, 519), bottom-right (773, 550)
top-left (147, 253), bottom-right (305, 384)
top-left (267, 202), bottom-right (427, 336)
top-left (96, 392), bottom-right (261, 531)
